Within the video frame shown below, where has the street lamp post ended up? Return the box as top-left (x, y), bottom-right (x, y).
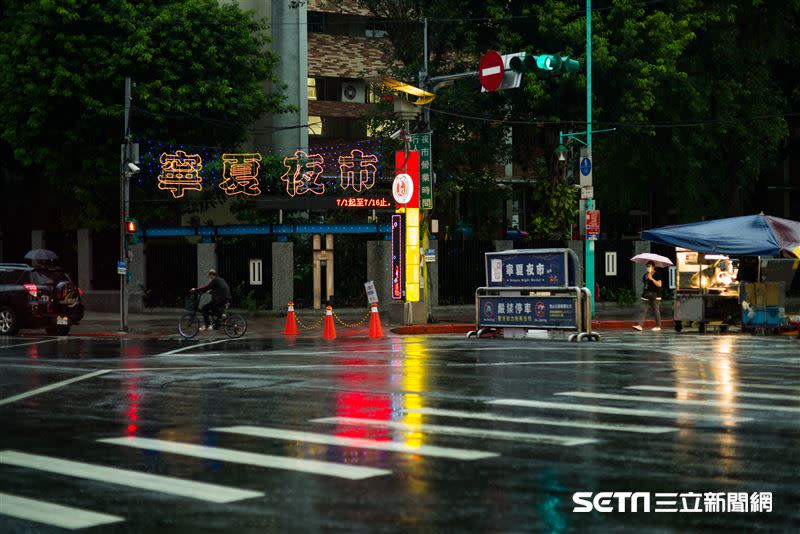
top-left (119, 77), bottom-right (132, 333)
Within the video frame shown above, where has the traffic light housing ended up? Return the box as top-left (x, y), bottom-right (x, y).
top-left (125, 218), bottom-right (139, 244)
top-left (509, 54), bottom-right (580, 78)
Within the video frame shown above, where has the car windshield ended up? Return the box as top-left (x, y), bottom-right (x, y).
top-left (30, 269), bottom-right (71, 286)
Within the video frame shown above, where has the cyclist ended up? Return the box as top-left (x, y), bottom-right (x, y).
top-left (191, 269), bottom-right (232, 331)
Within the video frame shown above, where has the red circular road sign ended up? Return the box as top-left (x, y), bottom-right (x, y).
top-left (478, 50), bottom-right (505, 92)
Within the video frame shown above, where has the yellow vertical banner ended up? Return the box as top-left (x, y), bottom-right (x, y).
top-left (405, 208), bottom-right (420, 302)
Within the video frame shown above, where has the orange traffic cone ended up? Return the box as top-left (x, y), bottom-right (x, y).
top-left (322, 306), bottom-right (336, 340)
top-left (368, 303), bottom-right (383, 339)
top-left (283, 301), bottom-right (298, 335)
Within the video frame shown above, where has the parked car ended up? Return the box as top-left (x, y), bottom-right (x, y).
top-left (0, 263), bottom-right (84, 335)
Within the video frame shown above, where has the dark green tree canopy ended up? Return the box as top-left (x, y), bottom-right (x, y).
top-left (0, 0), bottom-right (288, 228)
top-left (355, 0), bottom-right (800, 237)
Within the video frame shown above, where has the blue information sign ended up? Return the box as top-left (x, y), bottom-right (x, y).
top-left (478, 296), bottom-right (577, 329)
top-left (580, 157), bottom-right (592, 176)
top-left (485, 250), bottom-right (573, 288)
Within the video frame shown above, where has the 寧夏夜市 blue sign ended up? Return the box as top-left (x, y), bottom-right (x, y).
top-left (485, 251), bottom-right (573, 288)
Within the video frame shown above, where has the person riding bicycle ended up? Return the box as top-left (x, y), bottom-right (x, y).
top-left (191, 269), bottom-right (232, 331)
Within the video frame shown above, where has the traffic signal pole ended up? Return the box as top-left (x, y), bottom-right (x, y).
top-left (119, 77), bottom-right (131, 332)
top-left (585, 0), bottom-right (594, 316)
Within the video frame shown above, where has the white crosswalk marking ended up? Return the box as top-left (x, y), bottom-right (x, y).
top-left (213, 426), bottom-right (498, 460)
top-left (405, 407), bottom-right (678, 434)
top-left (310, 417), bottom-right (598, 446)
top-left (0, 369), bottom-right (110, 407)
top-left (486, 398), bottom-right (753, 423)
top-left (0, 491), bottom-right (124, 530)
top-left (0, 450), bottom-right (262, 503)
top-left (626, 385), bottom-right (800, 402)
top-left (99, 437), bottom-right (390, 480)
top-left (686, 380), bottom-right (800, 392)
top-left (555, 391), bottom-right (800, 413)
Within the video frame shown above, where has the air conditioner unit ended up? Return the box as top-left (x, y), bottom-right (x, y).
top-left (340, 81), bottom-right (365, 103)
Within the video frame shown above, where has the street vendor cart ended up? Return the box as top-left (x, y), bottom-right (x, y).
top-left (672, 250), bottom-right (740, 332)
top-left (642, 214), bottom-right (800, 334)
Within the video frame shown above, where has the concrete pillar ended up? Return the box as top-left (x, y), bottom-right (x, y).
top-left (568, 240), bottom-right (585, 286)
top-left (196, 242), bottom-right (217, 286)
top-left (493, 240), bottom-right (513, 252)
top-left (77, 229), bottom-right (92, 290)
top-left (128, 242), bottom-right (145, 313)
top-left (367, 240), bottom-right (392, 304)
top-left (271, 1), bottom-right (308, 153)
top-left (272, 241), bottom-right (294, 311)
top-left (633, 240), bottom-right (651, 292)
top-left (31, 230), bottom-right (44, 250)
top-left (428, 240), bottom-right (439, 308)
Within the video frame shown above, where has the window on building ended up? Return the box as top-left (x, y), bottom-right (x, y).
top-left (308, 12), bottom-right (324, 33)
top-left (307, 78), bottom-right (317, 100)
top-left (308, 116), bottom-right (323, 136)
top-left (367, 85), bottom-right (383, 104)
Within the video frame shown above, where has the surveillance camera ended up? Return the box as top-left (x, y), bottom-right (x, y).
top-left (389, 129), bottom-right (404, 140)
top-left (127, 162), bottom-right (141, 173)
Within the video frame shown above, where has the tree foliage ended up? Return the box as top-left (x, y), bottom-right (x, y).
top-left (354, 0), bottom-right (800, 236)
top-left (0, 0), bottom-right (288, 229)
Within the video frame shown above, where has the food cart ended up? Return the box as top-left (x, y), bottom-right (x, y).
top-left (672, 249), bottom-right (741, 332)
top-left (642, 214), bottom-right (800, 334)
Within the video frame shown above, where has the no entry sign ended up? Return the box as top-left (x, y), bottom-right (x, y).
top-left (479, 50), bottom-right (505, 92)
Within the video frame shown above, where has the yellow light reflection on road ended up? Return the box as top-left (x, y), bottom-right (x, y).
top-left (402, 338), bottom-right (428, 449)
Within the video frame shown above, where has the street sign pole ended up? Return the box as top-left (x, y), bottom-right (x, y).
top-left (585, 0), bottom-right (595, 317)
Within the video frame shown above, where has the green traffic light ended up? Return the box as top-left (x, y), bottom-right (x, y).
top-left (561, 57), bottom-right (581, 73)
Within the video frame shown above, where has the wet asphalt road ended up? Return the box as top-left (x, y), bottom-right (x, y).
top-left (0, 331), bottom-right (798, 533)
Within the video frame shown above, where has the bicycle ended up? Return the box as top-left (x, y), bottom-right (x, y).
top-left (178, 292), bottom-right (247, 339)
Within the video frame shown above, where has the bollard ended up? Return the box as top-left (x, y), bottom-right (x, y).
top-left (368, 303), bottom-right (383, 339)
top-left (283, 301), bottom-right (298, 335)
top-left (322, 306), bottom-right (337, 340)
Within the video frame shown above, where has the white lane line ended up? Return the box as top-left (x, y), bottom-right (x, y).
top-left (99, 437), bottom-right (390, 480)
top-left (0, 491), bottom-right (124, 530)
top-left (0, 369), bottom-right (110, 407)
top-left (406, 408), bottom-right (678, 434)
top-left (310, 417), bottom-right (597, 446)
top-left (0, 450), bottom-right (262, 503)
top-left (486, 399), bottom-right (753, 423)
top-left (0, 339), bottom-right (59, 350)
top-left (555, 391), bottom-right (800, 413)
top-left (213, 426), bottom-right (498, 460)
top-left (448, 360), bottom-right (651, 367)
top-left (159, 338), bottom-right (234, 356)
top-left (627, 385), bottom-right (800, 402)
top-left (687, 380), bottom-right (800, 392)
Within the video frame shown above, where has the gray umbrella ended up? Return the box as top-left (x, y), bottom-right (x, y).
top-left (24, 249), bottom-right (60, 261)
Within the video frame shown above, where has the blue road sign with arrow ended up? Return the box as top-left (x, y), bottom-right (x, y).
top-left (580, 157), bottom-right (592, 176)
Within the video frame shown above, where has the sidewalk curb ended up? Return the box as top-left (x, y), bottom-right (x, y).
top-left (392, 320), bottom-right (675, 335)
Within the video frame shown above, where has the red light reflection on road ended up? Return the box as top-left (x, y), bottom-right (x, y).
top-left (334, 358), bottom-right (391, 441)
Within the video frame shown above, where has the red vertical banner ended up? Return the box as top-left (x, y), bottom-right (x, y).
top-left (394, 150), bottom-right (420, 209)
top-left (586, 209), bottom-right (600, 240)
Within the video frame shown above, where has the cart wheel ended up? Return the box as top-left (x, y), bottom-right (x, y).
top-left (674, 321), bottom-right (683, 333)
top-left (698, 322), bottom-right (706, 334)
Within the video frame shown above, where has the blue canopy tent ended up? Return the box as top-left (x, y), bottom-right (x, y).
top-left (641, 214), bottom-right (800, 259)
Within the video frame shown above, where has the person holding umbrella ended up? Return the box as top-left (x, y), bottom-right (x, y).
top-left (630, 253), bottom-right (672, 332)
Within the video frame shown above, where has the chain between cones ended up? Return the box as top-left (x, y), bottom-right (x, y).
top-left (295, 311), bottom-right (326, 330)
top-left (332, 308), bottom-right (371, 328)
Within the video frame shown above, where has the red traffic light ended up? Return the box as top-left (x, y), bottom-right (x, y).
top-left (125, 219), bottom-right (138, 233)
